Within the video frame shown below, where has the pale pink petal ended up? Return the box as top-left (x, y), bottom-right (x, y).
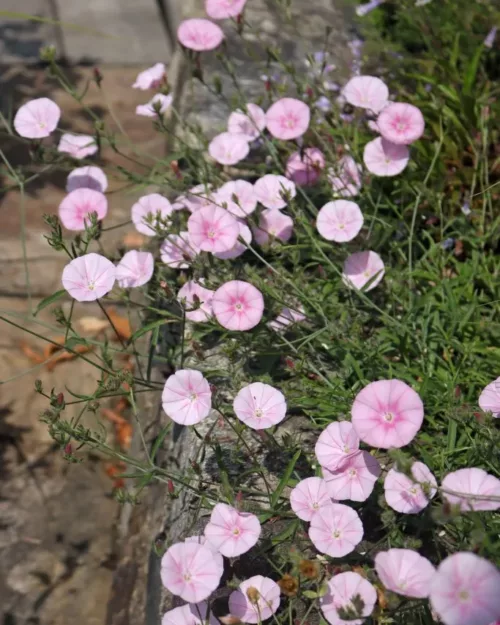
top-left (204, 503), bottom-right (261, 557)
top-left (253, 209), bottom-right (293, 245)
top-left (62, 253), bottom-right (116, 302)
top-left (317, 200), bottom-right (363, 242)
top-left (133, 63), bottom-right (166, 90)
top-left (160, 231), bottom-right (198, 268)
top-left (131, 193), bottom-right (173, 236)
top-left (321, 571), bottom-right (377, 625)
top-left (206, 0), bottom-right (247, 19)
top-left (323, 451), bottom-right (381, 502)
top-left (188, 205), bottom-right (239, 253)
top-left (315, 421), bottom-right (360, 471)
top-left (14, 98), bottom-right (60, 139)
top-left (136, 93), bottom-right (173, 117)
top-left (308, 503), bottom-right (363, 557)
top-left (253, 174), bottom-right (296, 210)
top-left (479, 377), bottom-right (500, 418)
top-left (58, 188), bottom-right (108, 231)
top-left (377, 102), bottom-right (425, 145)
top-left (209, 132), bottom-right (250, 165)
top-left (363, 137), bottom-right (409, 177)
top-left (214, 180), bottom-right (257, 217)
top-left (233, 382), bottom-right (287, 430)
top-left (162, 602), bottom-right (219, 625)
top-left (285, 147), bottom-right (325, 186)
top-left (229, 576), bottom-right (280, 624)
top-left (290, 477), bottom-right (331, 521)
top-left (227, 104), bottom-right (266, 141)
top-left (162, 369), bottom-right (212, 425)
top-left (342, 251), bottom-right (385, 291)
top-left (375, 549), bottom-right (436, 598)
top-left (266, 98), bottom-right (310, 140)
top-left (343, 75), bottom-right (389, 113)
top-left (58, 133), bottom-right (97, 159)
top-left (214, 219), bottom-right (251, 259)
top-left (177, 281), bottom-right (215, 322)
top-left (66, 166), bottom-right (108, 193)
top-left (212, 280), bottom-right (264, 331)
top-left (442, 468), bottom-right (500, 512)
top-left (384, 461), bottom-right (437, 513)
top-left (116, 250), bottom-right (154, 288)
top-left (177, 18), bottom-right (224, 51)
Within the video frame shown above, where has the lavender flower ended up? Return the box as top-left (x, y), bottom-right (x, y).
top-left (356, 0), bottom-right (384, 16)
top-left (484, 27), bottom-right (497, 49)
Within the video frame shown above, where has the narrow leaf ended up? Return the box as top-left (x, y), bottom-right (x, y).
top-left (271, 449), bottom-right (301, 509)
top-left (34, 289), bottom-right (65, 316)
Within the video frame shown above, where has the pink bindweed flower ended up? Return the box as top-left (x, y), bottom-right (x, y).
top-left (253, 209), bottom-right (294, 245)
top-left (266, 98), bottom-right (311, 140)
top-left (233, 382), bottom-right (287, 430)
top-left (177, 18), bottom-right (224, 51)
top-left (323, 450), bottom-right (381, 502)
top-left (227, 103), bottom-right (266, 141)
top-left (215, 180), bottom-right (257, 217)
top-left (116, 250), bottom-right (154, 288)
top-left (160, 232), bottom-right (198, 268)
top-left (136, 93), bottom-right (173, 117)
top-left (160, 541), bottom-right (222, 602)
top-left (187, 204), bottom-right (239, 253)
top-left (342, 250), bottom-right (385, 291)
top-left (315, 422), bottom-right (360, 471)
top-left (377, 102), bottom-right (425, 145)
top-left (308, 503), bottom-right (363, 557)
top-left (321, 571), bottom-right (377, 625)
top-left (253, 174), bottom-right (296, 210)
top-left (229, 576), bottom-right (280, 624)
top-left (131, 193), bottom-right (173, 236)
top-left (328, 156), bottom-right (362, 197)
top-left (14, 97), bottom-right (60, 139)
top-left (162, 369), bottom-right (212, 425)
top-left (479, 377), bottom-right (500, 418)
top-left (184, 536), bottom-right (224, 576)
top-left (214, 218), bottom-right (251, 259)
top-left (285, 147), bottom-right (325, 186)
top-left (162, 602), bottom-right (219, 625)
top-left (181, 184), bottom-right (216, 213)
top-left (375, 549), bottom-right (436, 598)
top-left (66, 165), bottom-right (108, 193)
top-left (212, 280), bottom-right (264, 331)
top-left (384, 461), bottom-right (437, 513)
top-left (343, 75), bottom-right (389, 113)
top-left (204, 503), bottom-right (261, 557)
top-left (62, 253), bottom-right (115, 302)
top-left (177, 281), bottom-right (215, 322)
top-left (290, 477), bottom-right (331, 521)
top-left (441, 468), bottom-right (500, 512)
top-left (58, 188), bottom-right (108, 231)
top-left (316, 200), bottom-right (364, 242)
top-left (208, 132), bottom-right (250, 166)
top-left (429, 552), bottom-right (500, 625)
top-left (351, 379), bottom-right (424, 448)
top-left (363, 136), bottom-right (409, 176)
top-left (133, 62), bottom-right (166, 90)
top-left (268, 306), bottom-right (305, 332)
top-left (205, 0), bottom-right (247, 19)
top-left (58, 133), bottom-right (98, 159)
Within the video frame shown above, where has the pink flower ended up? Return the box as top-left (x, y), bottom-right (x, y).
top-left (184, 536), bottom-right (224, 576)
top-left (343, 75), bottom-right (389, 113)
top-left (351, 379), bottom-right (424, 448)
top-left (285, 148), bottom-right (325, 186)
top-left (342, 250), bottom-right (385, 291)
top-left (116, 250), bottom-right (154, 288)
top-left (384, 461), bottom-right (437, 513)
top-left (66, 166), bottom-right (108, 193)
top-left (208, 132), bottom-right (250, 165)
top-left (315, 422), bottom-right (360, 471)
top-left (429, 552), bottom-right (500, 625)
top-left (323, 450), bottom-right (381, 502)
top-left (204, 503), bottom-right (261, 557)
top-left (205, 0), bottom-right (247, 19)
top-left (321, 572), bottom-right (377, 625)
top-left (266, 98), bottom-right (311, 140)
top-left (253, 209), bottom-right (293, 246)
top-left (58, 188), bottom-right (108, 231)
top-left (441, 468), bottom-right (500, 512)
top-left (160, 541), bottom-right (222, 602)
top-left (254, 174), bottom-right (296, 210)
top-left (177, 281), bottom-right (214, 322)
top-left (377, 102), bottom-right (425, 145)
top-left (133, 62), bottom-right (166, 90)
top-left (233, 382), bottom-right (287, 429)
top-left (316, 200), bottom-right (364, 243)
top-left (62, 253), bottom-right (115, 302)
top-left (212, 280), bottom-right (264, 331)
top-left (182, 184), bottom-right (216, 213)
top-left (308, 503), bottom-right (363, 557)
top-left (227, 103), bottom-right (266, 141)
top-left (363, 137), bottom-right (409, 176)
top-left (328, 156), bottom-right (362, 197)
top-left (375, 549), bottom-right (436, 598)
top-left (290, 477), bottom-right (331, 521)
top-left (58, 133), bottom-right (97, 159)
top-left (229, 576), bottom-right (280, 624)
top-left (177, 18), bottom-right (224, 51)
top-left (214, 219), bottom-right (251, 260)
top-left (162, 369), bottom-right (212, 425)
top-left (136, 93), bottom-right (173, 117)
top-left (131, 193), bottom-right (173, 236)
top-left (14, 97), bottom-right (60, 139)
top-left (267, 306), bottom-right (305, 332)
top-left (215, 180), bottom-right (257, 217)
top-left (162, 603), bottom-right (218, 625)
top-left (160, 232), bottom-right (198, 268)
top-left (479, 377), bottom-right (500, 418)
top-left (188, 205), bottom-right (239, 253)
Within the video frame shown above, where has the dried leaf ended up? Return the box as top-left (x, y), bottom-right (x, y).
top-left (107, 307), bottom-right (132, 341)
top-left (20, 342), bottom-right (45, 364)
top-left (122, 231), bottom-right (147, 248)
top-left (46, 343), bottom-right (93, 371)
top-left (77, 316), bottom-right (109, 334)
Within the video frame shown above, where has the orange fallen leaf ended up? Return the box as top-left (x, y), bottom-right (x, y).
top-left (122, 231), bottom-right (147, 248)
top-left (107, 307), bottom-right (132, 341)
top-left (46, 344), bottom-right (94, 371)
top-left (77, 316), bottom-right (109, 334)
top-left (102, 408), bottom-right (132, 450)
top-left (20, 342), bottom-right (45, 364)
top-left (104, 461), bottom-right (127, 489)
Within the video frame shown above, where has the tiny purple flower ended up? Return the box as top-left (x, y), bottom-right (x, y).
top-left (484, 27), bottom-right (497, 49)
top-left (356, 0), bottom-right (384, 17)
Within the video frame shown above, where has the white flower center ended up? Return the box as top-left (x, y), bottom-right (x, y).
top-left (383, 412), bottom-right (394, 422)
top-left (332, 530), bottom-right (341, 539)
top-left (233, 527), bottom-right (241, 535)
top-left (343, 445), bottom-right (350, 453)
top-left (235, 302), bottom-right (243, 311)
top-left (348, 469), bottom-right (357, 478)
top-left (190, 392), bottom-right (198, 401)
top-left (183, 572), bottom-right (192, 582)
top-left (338, 223), bottom-right (345, 230)
top-left (458, 590), bottom-right (469, 602)
top-left (312, 502), bottom-right (319, 509)
top-left (87, 281), bottom-right (96, 291)
top-left (254, 408), bottom-right (263, 418)
top-left (207, 229), bottom-right (216, 239)
top-left (409, 486), bottom-right (419, 496)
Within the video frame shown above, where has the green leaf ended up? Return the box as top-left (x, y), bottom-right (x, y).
top-left (128, 318), bottom-right (176, 343)
top-left (302, 590), bottom-right (319, 599)
top-left (64, 336), bottom-right (90, 350)
top-left (271, 449), bottom-right (301, 509)
top-left (150, 426), bottom-right (171, 463)
top-left (271, 518), bottom-right (299, 545)
top-left (34, 289), bottom-right (66, 316)
top-left (463, 45), bottom-right (483, 96)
